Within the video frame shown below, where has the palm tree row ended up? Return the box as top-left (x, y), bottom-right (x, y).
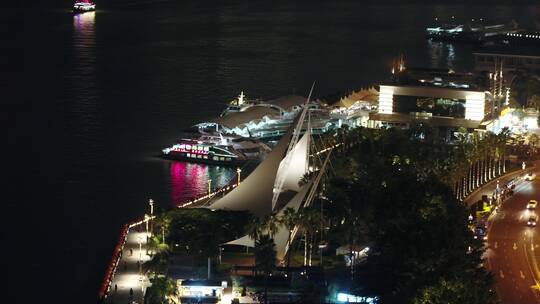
top-left (451, 128), bottom-right (510, 200)
top-left (319, 125), bottom-right (512, 201)
top-left (246, 206), bottom-right (324, 271)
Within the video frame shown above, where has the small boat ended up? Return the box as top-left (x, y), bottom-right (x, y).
top-left (73, 1), bottom-right (96, 13)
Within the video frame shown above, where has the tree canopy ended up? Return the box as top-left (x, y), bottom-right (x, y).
top-left (321, 127), bottom-right (495, 303)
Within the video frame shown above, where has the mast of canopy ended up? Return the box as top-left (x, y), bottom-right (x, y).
top-left (271, 82), bottom-right (315, 210)
top-left (283, 149), bottom-right (332, 260)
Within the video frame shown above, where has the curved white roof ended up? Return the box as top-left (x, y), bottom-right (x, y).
top-left (207, 127), bottom-right (292, 216)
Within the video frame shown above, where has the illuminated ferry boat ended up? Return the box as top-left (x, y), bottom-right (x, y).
top-left (73, 1), bottom-right (95, 13)
top-left (161, 135), bottom-right (271, 165)
top-left (426, 21), bottom-right (520, 43)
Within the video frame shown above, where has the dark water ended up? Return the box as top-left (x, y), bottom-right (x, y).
top-left (18, 1), bottom-right (539, 303)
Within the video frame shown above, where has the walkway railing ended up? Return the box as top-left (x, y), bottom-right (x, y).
top-left (99, 224), bottom-right (129, 300)
top-left (178, 183), bottom-right (238, 208)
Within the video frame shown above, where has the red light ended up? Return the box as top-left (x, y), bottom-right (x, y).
top-left (174, 148), bottom-right (208, 155)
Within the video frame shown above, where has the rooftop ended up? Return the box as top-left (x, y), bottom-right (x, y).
top-left (389, 67), bottom-right (482, 90)
top-left (208, 95), bottom-right (307, 129)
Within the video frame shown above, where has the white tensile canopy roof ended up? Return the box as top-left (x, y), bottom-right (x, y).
top-left (275, 129), bottom-right (310, 194)
top-left (206, 127), bottom-right (293, 217)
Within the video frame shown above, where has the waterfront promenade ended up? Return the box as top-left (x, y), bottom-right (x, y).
top-left (104, 227), bottom-right (152, 304)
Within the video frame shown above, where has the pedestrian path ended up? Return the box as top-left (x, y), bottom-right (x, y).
top-left (105, 227), bottom-right (152, 304)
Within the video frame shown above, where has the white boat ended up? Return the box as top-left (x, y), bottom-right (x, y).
top-left (73, 1), bottom-right (95, 13)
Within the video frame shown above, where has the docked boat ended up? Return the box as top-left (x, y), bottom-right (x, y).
top-left (73, 1), bottom-right (95, 13)
top-left (220, 91), bottom-right (264, 117)
top-left (161, 134), bottom-right (271, 166)
top-left (426, 21), bottom-right (520, 43)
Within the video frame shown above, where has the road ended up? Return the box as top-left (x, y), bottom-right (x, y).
top-left (486, 168), bottom-right (540, 304)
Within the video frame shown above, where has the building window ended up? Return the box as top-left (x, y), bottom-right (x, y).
top-left (393, 95), bottom-right (466, 118)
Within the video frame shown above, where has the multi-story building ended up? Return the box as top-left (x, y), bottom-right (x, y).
top-left (370, 81), bottom-right (487, 140)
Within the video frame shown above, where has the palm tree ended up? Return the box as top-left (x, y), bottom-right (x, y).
top-left (144, 249), bottom-right (170, 275)
top-left (247, 216), bottom-right (263, 242)
top-left (254, 235), bottom-right (276, 304)
top-left (279, 207), bottom-right (299, 275)
top-left (262, 212), bottom-right (280, 238)
top-left (246, 216), bottom-right (263, 275)
top-left (499, 128), bottom-right (511, 173)
top-left (297, 208), bottom-right (322, 266)
top-left (455, 129), bottom-right (474, 199)
top-left (148, 275), bottom-right (177, 304)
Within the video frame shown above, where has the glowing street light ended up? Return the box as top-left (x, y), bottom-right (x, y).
top-left (138, 236), bottom-right (143, 262)
top-left (148, 199), bottom-right (154, 216)
top-left (236, 168), bottom-right (242, 186)
top-left (148, 199), bottom-right (154, 235)
top-left (144, 214), bottom-right (150, 234)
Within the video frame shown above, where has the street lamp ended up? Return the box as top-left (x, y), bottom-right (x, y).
top-left (219, 247), bottom-right (223, 265)
top-left (148, 199), bottom-right (154, 216)
top-left (138, 236), bottom-right (143, 281)
top-left (144, 214), bottom-right (150, 234)
top-left (148, 199), bottom-right (154, 235)
top-left (138, 236), bottom-right (143, 262)
top-left (236, 168), bottom-right (242, 186)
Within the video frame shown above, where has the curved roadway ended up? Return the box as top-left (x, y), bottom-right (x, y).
top-left (487, 168), bottom-right (540, 304)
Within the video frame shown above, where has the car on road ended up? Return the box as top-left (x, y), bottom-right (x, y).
top-left (525, 172), bottom-right (536, 181)
top-left (528, 215), bottom-right (537, 227)
top-left (527, 200), bottom-right (538, 209)
top-left (474, 225), bottom-right (488, 241)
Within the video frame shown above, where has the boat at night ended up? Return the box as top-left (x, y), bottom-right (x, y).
top-left (426, 21), bottom-right (520, 43)
top-left (73, 1), bottom-right (96, 13)
top-left (161, 134), bottom-right (271, 165)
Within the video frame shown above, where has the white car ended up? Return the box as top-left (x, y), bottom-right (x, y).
top-left (525, 172), bottom-right (536, 181)
top-left (527, 200), bottom-right (538, 209)
top-left (528, 215), bottom-right (538, 227)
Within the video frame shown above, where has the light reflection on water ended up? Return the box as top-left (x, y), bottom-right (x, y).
top-left (427, 39), bottom-right (457, 69)
top-left (169, 161), bottom-right (235, 205)
top-left (25, 3), bottom-right (540, 301)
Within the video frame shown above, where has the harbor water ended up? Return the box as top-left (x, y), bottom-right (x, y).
top-left (16, 1), bottom-right (540, 302)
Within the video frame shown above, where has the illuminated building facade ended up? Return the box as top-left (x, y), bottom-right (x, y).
top-left (371, 84), bottom-right (487, 140)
